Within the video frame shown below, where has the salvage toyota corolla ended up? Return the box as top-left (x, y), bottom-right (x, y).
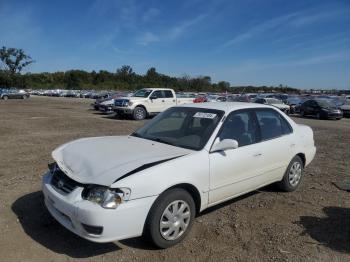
top-left (42, 102), bottom-right (316, 248)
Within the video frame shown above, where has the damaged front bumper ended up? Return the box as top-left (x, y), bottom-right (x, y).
top-left (42, 171), bottom-right (157, 243)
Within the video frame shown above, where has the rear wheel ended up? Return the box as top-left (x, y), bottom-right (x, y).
top-left (133, 107), bottom-right (147, 120)
top-left (316, 112), bottom-right (322, 120)
top-left (145, 188), bottom-right (195, 249)
top-left (277, 155), bottom-right (303, 192)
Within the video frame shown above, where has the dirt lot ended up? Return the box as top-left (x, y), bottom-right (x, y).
top-left (0, 96), bottom-right (349, 262)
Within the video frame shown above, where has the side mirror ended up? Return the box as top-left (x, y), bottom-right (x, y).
top-left (211, 139), bottom-right (238, 153)
top-left (150, 95), bottom-right (158, 100)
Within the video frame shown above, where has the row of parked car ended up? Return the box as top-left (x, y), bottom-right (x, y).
top-left (31, 89), bottom-right (114, 99)
top-left (91, 88), bottom-right (350, 120)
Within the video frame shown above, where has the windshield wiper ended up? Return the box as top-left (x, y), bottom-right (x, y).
top-left (150, 137), bottom-right (175, 146)
top-left (130, 132), bottom-right (142, 138)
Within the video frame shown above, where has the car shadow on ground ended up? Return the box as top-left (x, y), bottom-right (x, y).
top-left (297, 206), bottom-right (350, 253)
top-left (11, 191), bottom-right (120, 258)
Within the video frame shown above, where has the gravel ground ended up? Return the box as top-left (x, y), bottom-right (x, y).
top-left (0, 96), bottom-right (349, 262)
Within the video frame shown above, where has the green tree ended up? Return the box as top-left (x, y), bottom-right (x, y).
top-left (0, 46), bottom-right (34, 74)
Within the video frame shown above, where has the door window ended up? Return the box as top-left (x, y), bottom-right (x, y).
top-left (164, 90), bottom-right (174, 98)
top-left (218, 110), bottom-right (259, 147)
top-left (255, 109), bottom-right (292, 140)
top-left (151, 90), bottom-right (164, 98)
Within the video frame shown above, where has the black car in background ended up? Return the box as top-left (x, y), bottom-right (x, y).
top-left (0, 89), bottom-right (30, 100)
top-left (300, 99), bottom-right (343, 120)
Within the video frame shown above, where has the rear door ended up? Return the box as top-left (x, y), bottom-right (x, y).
top-left (254, 108), bottom-right (295, 181)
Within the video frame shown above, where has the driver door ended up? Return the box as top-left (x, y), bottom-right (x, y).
top-left (208, 109), bottom-right (264, 204)
top-left (149, 90), bottom-right (165, 113)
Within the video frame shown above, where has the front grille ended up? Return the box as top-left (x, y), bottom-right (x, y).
top-left (114, 99), bottom-right (129, 107)
top-left (51, 167), bottom-right (82, 194)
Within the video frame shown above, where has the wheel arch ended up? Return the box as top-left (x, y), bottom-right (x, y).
top-left (165, 183), bottom-right (201, 215)
top-left (296, 153), bottom-right (306, 167)
top-left (134, 104), bottom-right (148, 112)
top-left (142, 182), bottom-right (202, 238)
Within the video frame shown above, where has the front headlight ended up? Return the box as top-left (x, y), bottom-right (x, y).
top-left (83, 186), bottom-right (131, 209)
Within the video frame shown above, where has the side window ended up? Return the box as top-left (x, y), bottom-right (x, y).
top-left (164, 90), bottom-right (174, 98)
top-left (218, 110), bottom-right (259, 147)
top-left (152, 90), bottom-right (164, 98)
top-left (255, 99), bottom-right (264, 104)
top-left (255, 109), bottom-right (290, 140)
top-left (280, 115), bottom-right (293, 135)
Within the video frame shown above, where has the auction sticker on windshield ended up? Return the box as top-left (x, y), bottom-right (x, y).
top-left (193, 112), bottom-right (217, 119)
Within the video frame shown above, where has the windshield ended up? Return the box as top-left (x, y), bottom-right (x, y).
top-left (133, 89), bottom-right (152, 98)
top-left (131, 107), bottom-right (224, 150)
top-left (268, 99), bottom-right (283, 104)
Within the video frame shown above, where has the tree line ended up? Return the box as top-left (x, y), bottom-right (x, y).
top-left (0, 46), bottom-right (299, 93)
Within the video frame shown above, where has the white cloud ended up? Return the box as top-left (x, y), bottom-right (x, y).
top-left (137, 32), bottom-right (160, 46)
top-left (222, 6), bottom-right (350, 48)
top-left (168, 14), bottom-right (207, 39)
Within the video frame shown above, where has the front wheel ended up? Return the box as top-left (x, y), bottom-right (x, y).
top-left (2, 95), bottom-right (8, 100)
top-left (145, 188), bottom-right (195, 249)
top-left (277, 155), bottom-right (303, 192)
top-left (133, 107), bottom-right (147, 120)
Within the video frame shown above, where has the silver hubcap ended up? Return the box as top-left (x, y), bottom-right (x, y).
top-left (289, 162), bottom-right (302, 187)
top-left (159, 200), bottom-right (191, 241)
top-left (135, 108), bottom-right (144, 119)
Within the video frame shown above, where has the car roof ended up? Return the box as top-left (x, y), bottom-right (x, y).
top-left (177, 102), bottom-right (272, 113)
top-left (142, 88), bottom-right (173, 91)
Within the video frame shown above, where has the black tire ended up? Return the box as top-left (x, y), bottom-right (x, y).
top-left (277, 155), bottom-right (303, 192)
top-left (316, 112), bottom-right (321, 120)
top-left (144, 188), bottom-right (196, 249)
top-left (2, 95), bottom-right (8, 100)
top-left (300, 110), bottom-right (305, 117)
top-left (133, 106), bottom-right (147, 120)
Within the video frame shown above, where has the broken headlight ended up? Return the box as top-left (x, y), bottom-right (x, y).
top-left (82, 186), bottom-right (131, 209)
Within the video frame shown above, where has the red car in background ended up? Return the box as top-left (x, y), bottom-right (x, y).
top-left (193, 96), bottom-right (208, 103)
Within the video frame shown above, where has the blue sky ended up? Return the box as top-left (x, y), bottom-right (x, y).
top-left (1, 0), bottom-right (350, 89)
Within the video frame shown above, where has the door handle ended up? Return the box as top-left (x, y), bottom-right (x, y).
top-left (290, 143), bottom-right (296, 147)
top-left (162, 100), bottom-right (165, 102)
top-left (253, 153), bottom-right (262, 157)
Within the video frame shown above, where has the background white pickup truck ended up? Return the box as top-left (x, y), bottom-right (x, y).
top-left (113, 88), bottom-right (194, 120)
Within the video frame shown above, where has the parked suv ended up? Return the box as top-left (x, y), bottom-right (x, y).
top-left (300, 99), bottom-right (342, 120)
top-left (113, 88), bottom-right (194, 120)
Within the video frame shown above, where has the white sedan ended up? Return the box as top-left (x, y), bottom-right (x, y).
top-left (42, 102), bottom-right (316, 248)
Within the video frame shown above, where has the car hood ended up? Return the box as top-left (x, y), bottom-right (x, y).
top-left (341, 105), bottom-right (350, 110)
top-left (271, 103), bottom-right (289, 109)
top-left (100, 99), bottom-right (114, 105)
top-left (52, 136), bottom-right (192, 186)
